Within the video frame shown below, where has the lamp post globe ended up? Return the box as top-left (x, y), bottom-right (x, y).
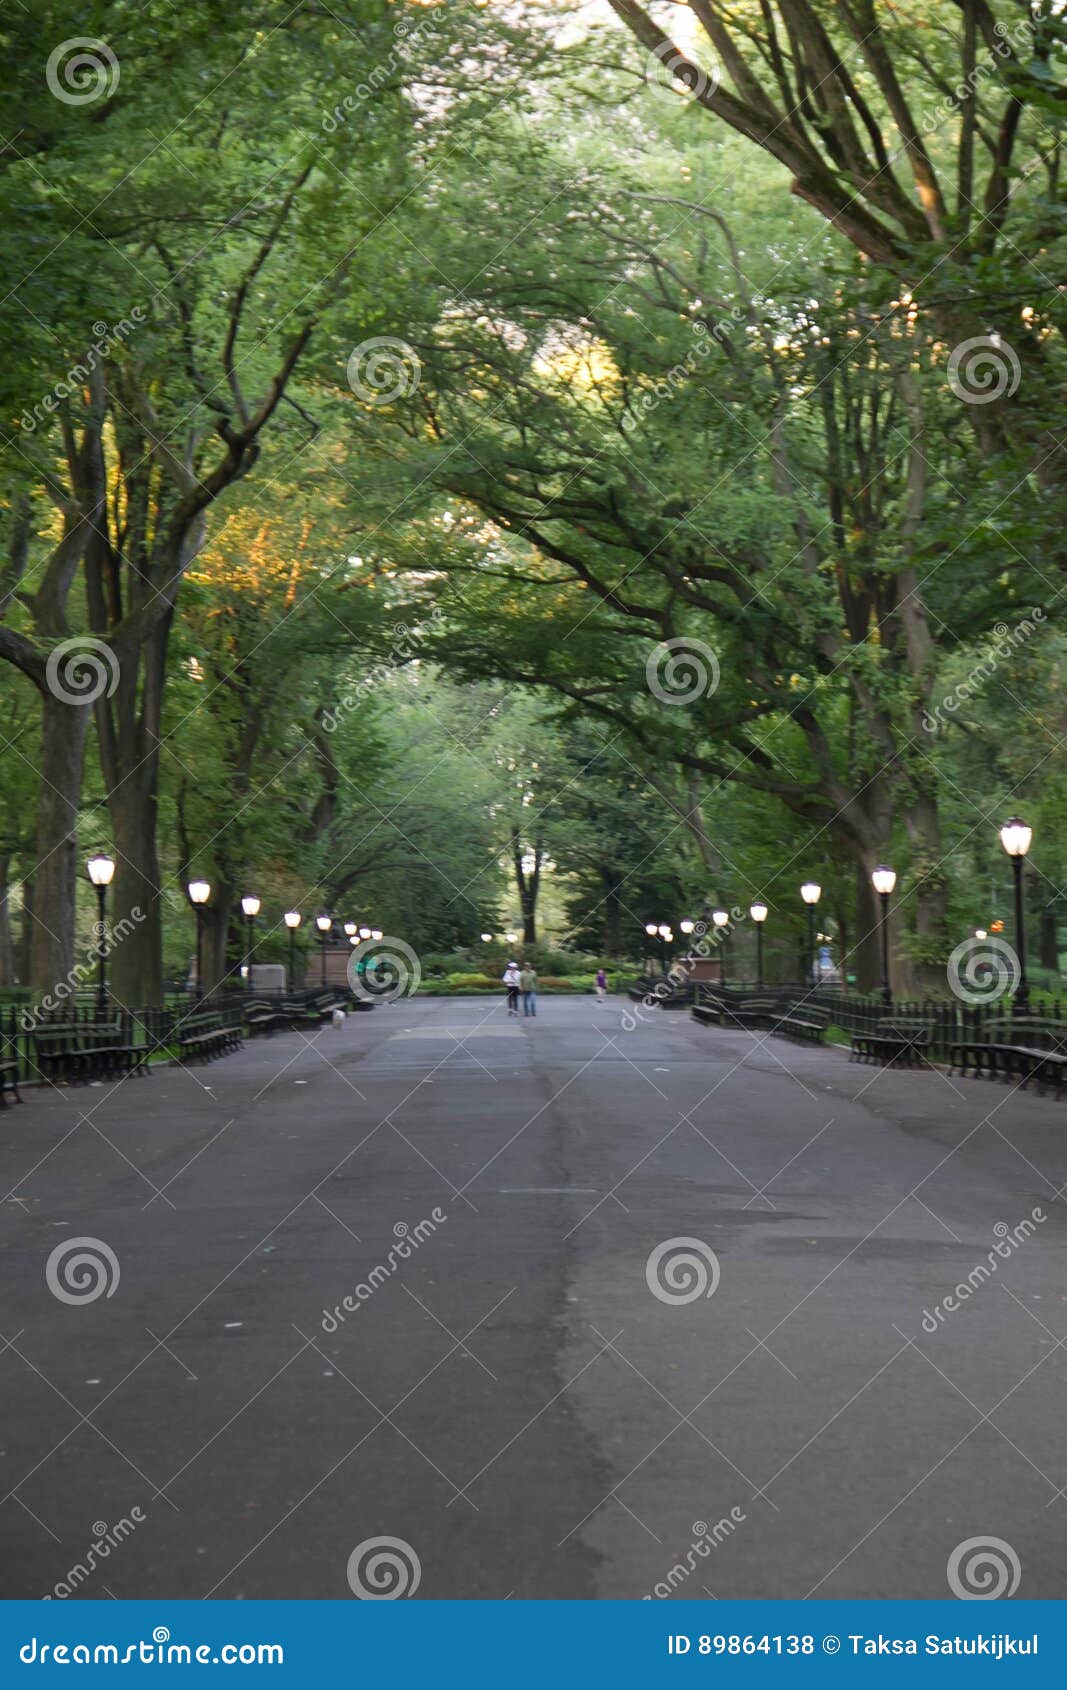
top-left (86, 853), bottom-right (115, 1015)
top-left (999, 818), bottom-right (1032, 1011)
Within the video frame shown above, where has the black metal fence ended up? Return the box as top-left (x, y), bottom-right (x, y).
top-left (0, 985), bottom-right (353, 1087)
top-left (693, 981), bottom-right (1067, 1065)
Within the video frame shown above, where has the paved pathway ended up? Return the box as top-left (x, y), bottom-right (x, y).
top-left (2, 995), bottom-right (1065, 1599)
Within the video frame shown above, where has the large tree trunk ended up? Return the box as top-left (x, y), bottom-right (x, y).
top-left (1039, 908), bottom-right (1059, 973)
top-left (202, 885), bottom-right (235, 993)
top-left (852, 861), bottom-right (885, 996)
top-left (108, 773), bottom-right (163, 1007)
top-left (30, 693), bottom-right (91, 997)
top-left (511, 828), bottom-right (541, 945)
top-left (18, 871), bottom-right (34, 985)
top-left (901, 788), bottom-right (950, 995)
top-left (0, 854), bottom-right (13, 985)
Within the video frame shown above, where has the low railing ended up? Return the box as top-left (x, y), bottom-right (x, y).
top-left (0, 986), bottom-right (354, 1086)
top-left (693, 982), bottom-right (1067, 1066)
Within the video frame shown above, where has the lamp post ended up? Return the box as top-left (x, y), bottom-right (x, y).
top-left (750, 902), bottom-right (768, 988)
top-left (241, 895), bottom-right (260, 991)
top-left (871, 865), bottom-right (896, 1007)
top-left (1000, 817), bottom-right (1032, 1012)
top-left (657, 922), bottom-right (672, 976)
top-left (975, 927), bottom-right (988, 940)
top-left (480, 931), bottom-right (493, 945)
top-left (643, 922), bottom-right (658, 975)
top-left (344, 921), bottom-right (357, 944)
top-left (800, 882), bottom-right (821, 988)
top-left (189, 879), bottom-right (211, 1000)
top-left (316, 914), bottom-right (332, 988)
top-left (284, 911), bottom-right (301, 990)
top-left (712, 909), bottom-right (729, 987)
top-left (86, 853), bottom-right (115, 1017)
top-left (371, 928), bottom-right (383, 942)
top-left (359, 925), bottom-right (371, 941)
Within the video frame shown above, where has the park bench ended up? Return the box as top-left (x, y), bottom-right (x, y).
top-left (32, 1021), bottom-right (149, 1085)
top-left (722, 997), bottom-right (777, 1031)
top-left (625, 974), bottom-right (691, 1010)
top-left (244, 998), bottom-right (294, 1036)
top-left (948, 1018), bottom-right (1067, 1096)
top-left (177, 1009), bottom-right (243, 1065)
top-left (850, 1018), bottom-right (931, 1068)
top-left (770, 1001), bottom-right (828, 1044)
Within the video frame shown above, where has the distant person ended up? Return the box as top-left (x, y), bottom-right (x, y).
top-left (502, 960), bottom-right (521, 1016)
top-left (520, 964), bottom-right (537, 1018)
top-left (595, 967), bottom-right (607, 1000)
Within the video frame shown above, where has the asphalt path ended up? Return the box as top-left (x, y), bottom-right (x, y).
top-left (2, 994), bottom-right (1065, 1600)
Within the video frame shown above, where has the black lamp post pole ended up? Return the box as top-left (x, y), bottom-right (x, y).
top-left (245, 914), bottom-right (255, 990)
top-left (756, 923), bottom-right (764, 990)
top-left (289, 930), bottom-right (297, 991)
top-left (879, 892), bottom-right (892, 1007)
top-left (320, 929), bottom-right (328, 989)
top-left (1012, 856), bottom-right (1030, 1013)
top-left (95, 883), bottom-right (108, 1017)
top-left (195, 908), bottom-right (205, 1002)
top-left (807, 905), bottom-right (816, 989)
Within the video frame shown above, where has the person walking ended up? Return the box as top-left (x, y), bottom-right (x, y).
top-left (502, 960), bottom-right (521, 1016)
top-left (520, 963), bottom-right (537, 1018)
top-left (595, 966), bottom-right (607, 1000)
